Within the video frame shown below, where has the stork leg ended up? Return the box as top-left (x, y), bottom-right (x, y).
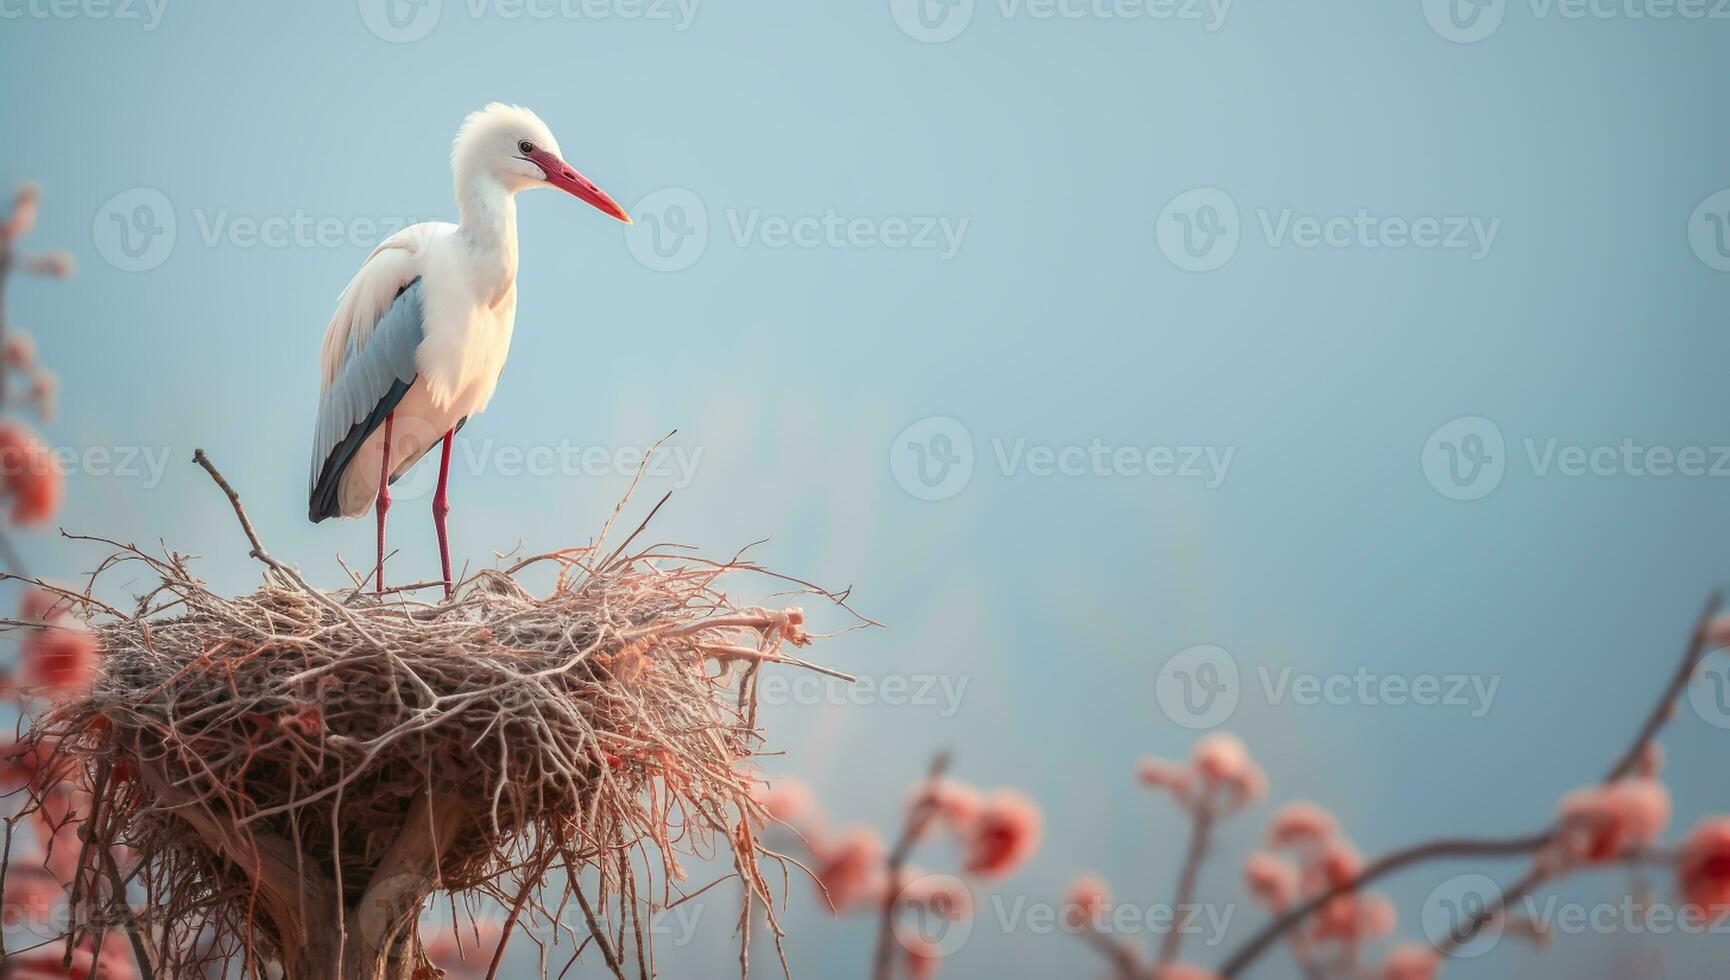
top-left (375, 412), bottom-right (395, 595)
top-left (434, 429), bottom-right (455, 598)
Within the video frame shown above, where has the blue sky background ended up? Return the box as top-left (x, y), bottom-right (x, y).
top-left (3, 1), bottom-right (1729, 976)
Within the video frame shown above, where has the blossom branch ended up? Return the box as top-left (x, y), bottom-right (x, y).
top-left (1442, 591), bottom-right (1721, 953)
top-left (1159, 793), bottom-right (1216, 967)
top-left (870, 752), bottom-right (951, 980)
top-left (1218, 834), bottom-right (1551, 977)
top-left (1220, 592), bottom-right (1723, 978)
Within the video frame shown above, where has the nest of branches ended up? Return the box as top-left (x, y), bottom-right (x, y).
top-left (7, 456), bottom-right (859, 978)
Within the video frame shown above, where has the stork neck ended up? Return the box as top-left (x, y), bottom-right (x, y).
top-left (455, 174), bottom-right (520, 285)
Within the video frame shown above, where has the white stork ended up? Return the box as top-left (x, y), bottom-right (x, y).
top-left (309, 103), bottom-right (630, 596)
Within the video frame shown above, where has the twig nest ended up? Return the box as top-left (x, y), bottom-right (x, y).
top-left (17, 537), bottom-right (854, 976)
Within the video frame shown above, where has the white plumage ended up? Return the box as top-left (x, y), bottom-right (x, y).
top-left (309, 103), bottom-right (630, 592)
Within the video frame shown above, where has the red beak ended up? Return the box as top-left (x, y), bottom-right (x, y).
top-left (527, 148), bottom-right (631, 224)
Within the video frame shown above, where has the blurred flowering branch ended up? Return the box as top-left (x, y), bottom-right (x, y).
top-left (0, 181), bottom-right (73, 577)
top-left (753, 754), bottom-right (1042, 980)
top-left (0, 182), bottom-right (72, 415)
top-left (871, 752), bottom-right (952, 980)
top-left (1040, 595), bottom-right (1730, 980)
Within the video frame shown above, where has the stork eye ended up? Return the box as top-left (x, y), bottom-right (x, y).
top-left (517, 140), bottom-right (536, 156)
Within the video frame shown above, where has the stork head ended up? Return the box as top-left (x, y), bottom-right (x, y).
top-left (452, 103), bottom-right (631, 223)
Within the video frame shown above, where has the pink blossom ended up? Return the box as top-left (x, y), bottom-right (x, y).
top-left (902, 934), bottom-right (942, 980)
top-left (1267, 801), bottom-right (1338, 850)
top-left (918, 776), bottom-right (983, 831)
top-left (1137, 756), bottom-right (1190, 792)
top-left (425, 918), bottom-right (507, 978)
top-left (1677, 817), bottom-right (1730, 910)
top-left (1, 183), bottom-right (39, 243)
top-left (815, 826), bottom-right (887, 912)
top-left (1305, 838), bottom-right (1363, 893)
top-left (1192, 732), bottom-right (1250, 786)
top-left (1311, 892), bottom-right (1395, 944)
top-left (1062, 873), bottom-right (1111, 929)
top-left (0, 737), bottom-right (57, 793)
top-left (1706, 612), bottom-right (1730, 651)
top-left (755, 775), bottom-right (816, 825)
top-left (21, 586), bottom-right (71, 624)
top-left (1153, 965), bottom-right (1222, 980)
top-left (8, 933), bottom-right (139, 979)
top-left (899, 871), bottom-right (972, 921)
top-left (44, 824), bottom-right (83, 882)
top-left (1243, 850), bottom-right (1298, 910)
top-left (7, 949), bottom-right (95, 979)
top-left (23, 251), bottom-right (75, 279)
top-left (1380, 943), bottom-right (1440, 980)
top-left (1225, 757), bottom-right (1269, 811)
top-left (31, 369), bottom-right (58, 423)
top-left (1, 865), bottom-right (63, 931)
top-left (1359, 892), bottom-right (1398, 937)
top-left (22, 623), bottom-right (99, 695)
top-left (33, 783), bottom-right (88, 844)
top-left (0, 421), bottom-right (64, 526)
top-left (4, 329), bottom-right (36, 372)
top-left (961, 789), bottom-right (1042, 879)
top-left (1554, 778), bottom-right (1671, 864)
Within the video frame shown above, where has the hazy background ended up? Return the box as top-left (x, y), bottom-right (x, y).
top-left (3, 0), bottom-right (1729, 976)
